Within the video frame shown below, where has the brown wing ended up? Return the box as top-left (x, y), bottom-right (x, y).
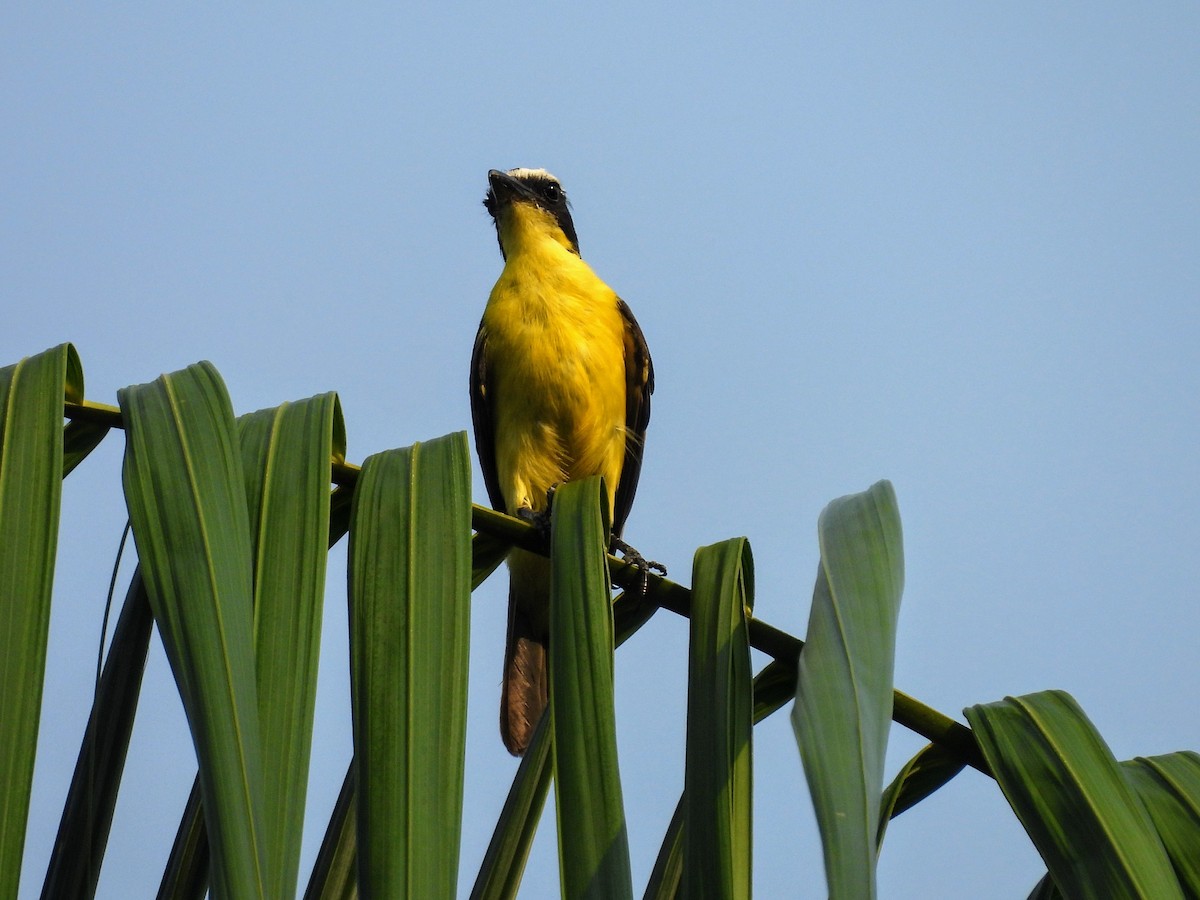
top-left (469, 322), bottom-right (508, 513)
top-left (612, 298), bottom-right (653, 538)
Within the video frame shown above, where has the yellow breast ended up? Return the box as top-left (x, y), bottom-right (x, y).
top-left (482, 241), bottom-right (628, 518)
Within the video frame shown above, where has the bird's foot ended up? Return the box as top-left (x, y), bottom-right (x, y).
top-left (610, 536), bottom-right (667, 596)
top-left (519, 484), bottom-right (560, 536)
top-left (516, 505), bottom-right (552, 542)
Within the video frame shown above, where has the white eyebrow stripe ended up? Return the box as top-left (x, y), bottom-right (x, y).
top-left (506, 167), bottom-right (560, 184)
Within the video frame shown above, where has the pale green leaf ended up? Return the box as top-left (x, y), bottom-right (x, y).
top-left (792, 480), bottom-right (904, 900)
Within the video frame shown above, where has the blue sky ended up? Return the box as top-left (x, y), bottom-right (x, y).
top-left (4, 4), bottom-right (1198, 897)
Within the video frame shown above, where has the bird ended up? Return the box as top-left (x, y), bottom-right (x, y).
top-left (470, 167), bottom-right (654, 756)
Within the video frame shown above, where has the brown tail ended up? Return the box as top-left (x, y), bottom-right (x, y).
top-left (501, 593), bottom-right (548, 756)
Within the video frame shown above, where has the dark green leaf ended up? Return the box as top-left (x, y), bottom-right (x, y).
top-left (1122, 753), bottom-right (1200, 895)
top-left (643, 798), bottom-right (685, 900)
top-left (156, 779), bottom-right (209, 900)
top-left (548, 477), bottom-right (632, 900)
top-left (472, 531), bottom-right (510, 587)
top-left (238, 394), bottom-right (342, 898)
top-left (119, 361), bottom-right (267, 900)
top-left (302, 762), bottom-right (358, 900)
top-left (966, 691), bottom-right (1181, 900)
top-left (682, 537), bottom-right (754, 900)
top-left (42, 573), bottom-right (154, 900)
top-left (0, 343), bottom-right (78, 896)
top-left (877, 742), bottom-right (966, 849)
top-left (1026, 873), bottom-right (1063, 899)
top-left (472, 571), bottom-right (654, 899)
top-left (469, 717), bottom-right (553, 900)
top-left (62, 419), bottom-right (110, 477)
top-left (645, 659), bottom-right (800, 899)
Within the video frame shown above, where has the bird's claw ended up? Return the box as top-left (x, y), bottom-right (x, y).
top-left (610, 536), bottom-right (666, 596)
top-left (517, 485), bottom-right (562, 541)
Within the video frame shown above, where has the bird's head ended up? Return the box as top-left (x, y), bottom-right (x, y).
top-left (484, 167), bottom-right (580, 260)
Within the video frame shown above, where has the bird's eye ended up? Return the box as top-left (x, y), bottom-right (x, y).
top-left (542, 183), bottom-right (562, 202)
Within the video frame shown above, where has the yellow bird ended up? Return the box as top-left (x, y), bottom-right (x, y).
top-left (471, 167), bottom-right (654, 756)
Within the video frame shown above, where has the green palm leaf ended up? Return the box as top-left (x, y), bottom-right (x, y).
top-left (1122, 752), bottom-right (1200, 893)
top-left (645, 655), bottom-right (796, 899)
top-left (239, 394), bottom-right (343, 898)
top-left (157, 780), bottom-right (209, 900)
top-left (302, 762), bottom-right (357, 900)
top-left (0, 343), bottom-right (81, 897)
top-left (471, 581), bottom-right (653, 900)
top-left (62, 418), bottom-right (110, 477)
top-left (119, 361), bottom-right (267, 900)
top-left (347, 432), bottom-right (472, 897)
top-left (160, 396), bottom-right (346, 900)
top-left (876, 742), bottom-right (966, 850)
top-left (470, 716), bottom-right (553, 900)
top-left (682, 537), bottom-right (754, 900)
top-left (42, 573), bottom-right (154, 900)
top-left (549, 477), bottom-right (632, 900)
top-left (1026, 872), bottom-right (1063, 899)
top-left (791, 480), bottom-right (904, 899)
top-left (966, 690), bottom-right (1182, 899)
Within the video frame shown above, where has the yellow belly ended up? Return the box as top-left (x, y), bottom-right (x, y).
top-left (482, 250), bottom-right (627, 520)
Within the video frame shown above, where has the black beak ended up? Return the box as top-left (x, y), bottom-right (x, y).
top-left (486, 169), bottom-right (536, 209)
